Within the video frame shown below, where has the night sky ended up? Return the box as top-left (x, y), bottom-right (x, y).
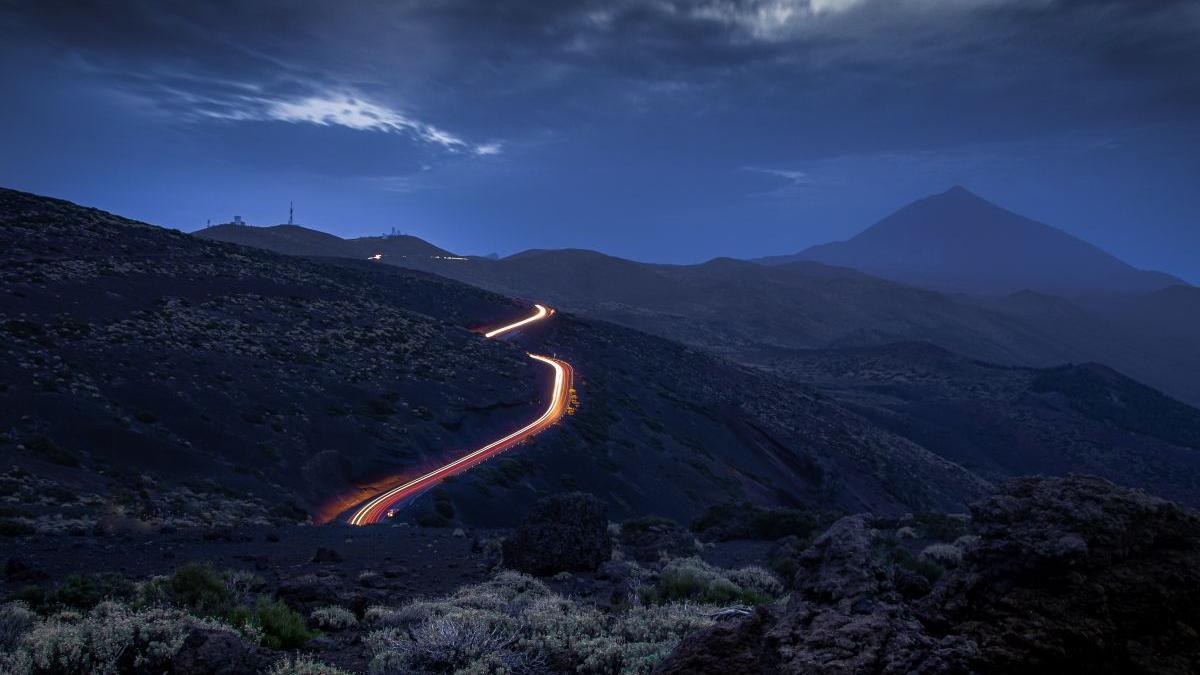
top-left (2, 0), bottom-right (1197, 280)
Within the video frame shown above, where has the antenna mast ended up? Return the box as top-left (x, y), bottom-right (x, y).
top-left (288, 201), bottom-right (294, 225)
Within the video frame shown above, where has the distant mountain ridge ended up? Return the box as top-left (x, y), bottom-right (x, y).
top-left (197, 222), bottom-right (455, 260)
top-left (758, 186), bottom-right (1185, 296)
top-left (186, 189), bottom-right (1200, 407)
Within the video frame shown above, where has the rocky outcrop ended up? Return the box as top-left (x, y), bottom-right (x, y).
top-left (657, 476), bottom-right (1200, 674)
top-left (172, 627), bottom-right (265, 675)
top-left (922, 474), bottom-right (1200, 674)
top-left (658, 516), bottom-right (969, 674)
top-left (502, 492), bottom-right (612, 575)
top-left (619, 517), bottom-right (697, 562)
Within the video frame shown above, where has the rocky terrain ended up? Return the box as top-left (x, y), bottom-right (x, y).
top-left (3, 476), bottom-right (1195, 673)
top-left (657, 475), bottom-right (1200, 674)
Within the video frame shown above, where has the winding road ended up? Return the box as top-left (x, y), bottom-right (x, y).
top-left (346, 304), bottom-right (571, 525)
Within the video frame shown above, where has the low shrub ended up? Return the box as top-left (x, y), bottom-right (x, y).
top-left (920, 543), bottom-right (964, 568)
top-left (0, 601), bottom-right (242, 675)
top-left (51, 573), bottom-right (136, 610)
top-left (911, 512), bottom-right (971, 542)
top-left (620, 515), bottom-right (678, 535)
top-left (766, 535), bottom-right (806, 585)
top-left (876, 536), bottom-right (945, 583)
top-left (243, 598), bottom-right (316, 650)
top-left (365, 570), bottom-right (717, 674)
top-left (0, 601), bottom-right (35, 651)
top-left (648, 558), bottom-right (782, 606)
top-left (267, 654), bottom-right (354, 675)
top-left (168, 563), bottom-right (232, 616)
top-left (311, 605), bottom-right (358, 630)
top-left (24, 436), bottom-right (80, 467)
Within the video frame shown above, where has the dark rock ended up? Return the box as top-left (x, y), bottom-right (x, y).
top-left (893, 567), bottom-right (931, 599)
top-left (619, 516), bottom-right (696, 562)
top-left (277, 573), bottom-right (343, 608)
top-left (658, 476), bottom-right (1200, 674)
top-left (502, 492), bottom-right (611, 575)
top-left (654, 605), bottom-right (779, 674)
top-left (922, 475), bottom-right (1200, 673)
top-left (172, 627), bottom-right (265, 675)
top-left (312, 546), bottom-right (343, 563)
top-left (4, 557), bottom-right (47, 583)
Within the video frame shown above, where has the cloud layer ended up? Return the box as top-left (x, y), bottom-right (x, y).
top-left (0, 0), bottom-right (1197, 277)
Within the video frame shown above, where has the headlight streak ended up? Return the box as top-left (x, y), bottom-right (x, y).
top-left (345, 304), bottom-right (568, 525)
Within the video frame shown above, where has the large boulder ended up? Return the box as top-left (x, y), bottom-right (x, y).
top-left (657, 476), bottom-right (1200, 674)
top-left (657, 515), bottom-right (969, 674)
top-left (172, 627), bottom-right (265, 675)
top-left (619, 516), bottom-right (697, 562)
top-left (922, 475), bottom-right (1200, 673)
top-left (502, 492), bottom-right (612, 575)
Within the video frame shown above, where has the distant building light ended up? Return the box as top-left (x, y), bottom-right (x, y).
top-left (368, 253), bottom-right (383, 261)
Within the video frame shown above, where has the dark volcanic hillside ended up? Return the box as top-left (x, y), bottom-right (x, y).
top-left (761, 186), bottom-right (1184, 296)
top-left (752, 342), bottom-right (1200, 505)
top-left (197, 222), bottom-right (454, 260)
top-left (191, 219), bottom-right (1200, 408)
top-left (0, 187), bottom-right (990, 534)
top-left (384, 250), bottom-right (1079, 369)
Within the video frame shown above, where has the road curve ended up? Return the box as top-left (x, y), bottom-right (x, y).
top-left (347, 305), bottom-right (570, 525)
top-left (485, 303), bottom-right (553, 338)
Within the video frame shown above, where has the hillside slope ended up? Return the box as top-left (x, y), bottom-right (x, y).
top-left (193, 222), bottom-right (1200, 407)
top-left (196, 223), bottom-right (455, 261)
top-left (753, 342), bottom-right (1200, 506)
top-left (0, 187), bottom-right (990, 533)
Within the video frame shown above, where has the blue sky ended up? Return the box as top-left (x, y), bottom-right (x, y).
top-left (1, 0), bottom-right (1197, 280)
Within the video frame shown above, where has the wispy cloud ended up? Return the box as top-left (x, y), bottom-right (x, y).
top-left (742, 165), bottom-right (821, 195)
top-left (474, 142), bottom-right (504, 156)
top-left (198, 91), bottom-right (497, 155)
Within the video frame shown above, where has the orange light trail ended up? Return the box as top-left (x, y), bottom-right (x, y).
top-left (344, 304), bottom-right (569, 525)
top-left (485, 304), bottom-right (552, 338)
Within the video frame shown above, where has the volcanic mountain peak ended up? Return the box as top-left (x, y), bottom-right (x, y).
top-left (762, 186), bottom-right (1184, 297)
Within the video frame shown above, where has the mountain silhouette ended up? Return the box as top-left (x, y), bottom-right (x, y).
top-left (759, 186), bottom-right (1184, 296)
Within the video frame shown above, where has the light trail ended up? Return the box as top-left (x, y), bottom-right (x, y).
top-left (344, 304), bottom-right (569, 525)
top-left (485, 304), bottom-right (552, 338)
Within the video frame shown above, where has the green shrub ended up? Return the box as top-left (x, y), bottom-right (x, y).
top-left (53, 573), bottom-right (135, 609)
top-left (620, 515), bottom-right (678, 535)
top-left (168, 563), bottom-right (232, 616)
top-left (246, 598), bottom-right (316, 649)
top-left (652, 558), bottom-right (781, 606)
top-left (8, 586), bottom-right (47, 611)
top-left (24, 435), bottom-right (80, 467)
top-left (877, 537), bottom-right (944, 583)
top-left (911, 512), bottom-right (971, 542)
top-left (690, 502), bottom-right (835, 542)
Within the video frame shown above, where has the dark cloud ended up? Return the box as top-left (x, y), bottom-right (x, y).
top-left (0, 0), bottom-right (1197, 278)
